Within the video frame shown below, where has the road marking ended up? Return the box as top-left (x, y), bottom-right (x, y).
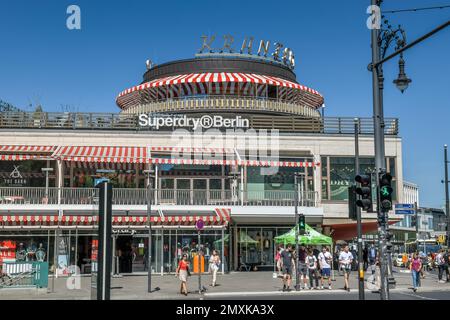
top-left (397, 291), bottom-right (438, 300)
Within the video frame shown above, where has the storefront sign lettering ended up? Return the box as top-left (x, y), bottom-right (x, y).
top-left (197, 35), bottom-right (295, 69)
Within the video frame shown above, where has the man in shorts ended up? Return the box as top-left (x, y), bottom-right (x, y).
top-left (318, 246), bottom-right (332, 289)
top-left (280, 244), bottom-right (294, 292)
top-left (339, 245), bottom-right (354, 292)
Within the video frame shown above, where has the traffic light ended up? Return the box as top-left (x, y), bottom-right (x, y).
top-left (379, 173), bottom-right (393, 212)
top-left (411, 214), bottom-right (417, 227)
top-left (299, 214), bottom-right (306, 235)
top-left (348, 185), bottom-right (357, 220)
top-left (386, 231), bottom-right (393, 251)
top-left (355, 173), bottom-right (373, 212)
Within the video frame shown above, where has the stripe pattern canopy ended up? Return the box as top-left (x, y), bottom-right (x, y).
top-left (116, 72), bottom-right (323, 110)
top-left (0, 145), bottom-right (56, 161)
top-left (53, 146), bottom-right (147, 163)
top-left (0, 212), bottom-right (230, 227)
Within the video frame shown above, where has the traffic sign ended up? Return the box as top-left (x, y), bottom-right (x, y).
top-left (195, 219), bottom-right (204, 231)
top-left (395, 203), bottom-right (414, 209)
top-left (395, 209), bottom-right (415, 215)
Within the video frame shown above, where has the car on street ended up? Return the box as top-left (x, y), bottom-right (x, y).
top-left (393, 254), bottom-right (404, 267)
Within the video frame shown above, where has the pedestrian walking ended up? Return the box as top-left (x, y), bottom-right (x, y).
top-left (362, 246), bottom-right (368, 271)
top-left (306, 249), bottom-right (319, 289)
top-left (436, 249), bottom-right (446, 283)
top-left (280, 244), bottom-right (294, 292)
top-left (444, 249), bottom-right (450, 282)
top-left (318, 246), bottom-right (332, 289)
top-left (298, 245), bottom-right (308, 289)
top-left (410, 252), bottom-right (422, 292)
top-left (368, 244), bottom-right (377, 274)
top-left (208, 250), bottom-right (221, 287)
top-left (175, 253), bottom-right (190, 296)
top-left (275, 245), bottom-right (283, 277)
top-left (339, 245), bottom-right (353, 292)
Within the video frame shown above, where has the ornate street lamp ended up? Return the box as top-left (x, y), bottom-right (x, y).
top-left (393, 54), bottom-right (412, 93)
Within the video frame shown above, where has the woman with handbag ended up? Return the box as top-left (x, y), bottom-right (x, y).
top-left (209, 250), bottom-right (221, 287)
top-left (176, 254), bottom-right (190, 296)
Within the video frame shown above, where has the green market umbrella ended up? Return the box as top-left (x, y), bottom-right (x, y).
top-left (214, 231), bottom-right (258, 247)
top-left (274, 224), bottom-right (332, 246)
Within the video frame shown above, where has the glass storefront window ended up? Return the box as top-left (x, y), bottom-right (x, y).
top-left (324, 156), bottom-right (396, 201)
top-left (329, 157), bottom-right (354, 201)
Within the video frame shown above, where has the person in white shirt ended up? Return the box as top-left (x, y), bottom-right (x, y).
top-left (318, 246), bottom-right (332, 289)
top-left (306, 249), bottom-right (319, 289)
top-left (339, 245), bottom-right (354, 292)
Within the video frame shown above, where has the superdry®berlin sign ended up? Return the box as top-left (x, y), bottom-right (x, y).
top-left (138, 114), bottom-right (250, 130)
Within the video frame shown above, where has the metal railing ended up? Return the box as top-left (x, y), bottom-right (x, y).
top-left (0, 262), bottom-right (48, 288)
top-left (0, 111), bottom-right (399, 135)
top-left (0, 187), bottom-right (318, 207)
top-left (123, 95), bottom-right (321, 118)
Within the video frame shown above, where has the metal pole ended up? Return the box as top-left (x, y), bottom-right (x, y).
top-left (355, 119), bottom-right (365, 300)
top-left (51, 229), bottom-right (57, 293)
top-left (415, 202), bottom-right (419, 243)
top-left (294, 173), bottom-right (299, 291)
top-left (45, 171), bottom-right (49, 199)
top-left (221, 228), bottom-right (225, 275)
top-left (147, 171), bottom-right (152, 293)
top-left (370, 0), bottom-right (389, 300)
top-left (444, 145), bottom-right (450, 248)
top-left (198, 231), bottom-right (202, 294)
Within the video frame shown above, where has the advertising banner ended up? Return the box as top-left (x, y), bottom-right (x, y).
top-left (57, 237), bottom-right (70, 276)
top-left (0, 240), bottom-right (16, 263)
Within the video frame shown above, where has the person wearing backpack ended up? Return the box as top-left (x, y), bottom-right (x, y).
top-left (306, 249), bottom-right (319, 289)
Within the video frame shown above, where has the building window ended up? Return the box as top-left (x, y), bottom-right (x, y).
top-left (321, 156), bottom-right (397, 201)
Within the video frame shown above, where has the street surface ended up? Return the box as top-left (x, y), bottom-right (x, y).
top-left (0, 267), bottom-right (449, 300)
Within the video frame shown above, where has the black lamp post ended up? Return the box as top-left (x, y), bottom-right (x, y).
top-left (369, 1), bottom-right (449, 299)
top-left (442, 145), bottom-right (450, 247)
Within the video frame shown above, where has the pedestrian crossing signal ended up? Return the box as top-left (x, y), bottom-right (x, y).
top-left (379, 173), bottom-right (393, 213)
top-left (299, 214), bottom-right (306, 235)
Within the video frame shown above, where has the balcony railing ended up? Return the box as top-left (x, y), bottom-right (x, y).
top-left (123, 95), bottom-right (321, 118)
top-left (0, 111), bottom-right (399, 135)
top-left (0, 187), bottom-right (318, 207)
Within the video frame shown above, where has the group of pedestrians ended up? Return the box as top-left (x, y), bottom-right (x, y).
top-left (276, 244), bottom-right (339, 291)
top-left (175, 249), bottom-right (221, 296)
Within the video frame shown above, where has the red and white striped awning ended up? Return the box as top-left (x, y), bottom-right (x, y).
top-left (0, 146), bottom-right (55, 153)
top-left (53, 146), bottom-right (148, 163)
top-left (116, 72), bottom-right (323, 110)
top-left (150, 158), bottom-right (319, 168)
top-left (0, 145), bottom-right (56, 161)
top-left (117, 73), bottom-right (321, 98)
top-left (0, 212), bottom-right (230, 227)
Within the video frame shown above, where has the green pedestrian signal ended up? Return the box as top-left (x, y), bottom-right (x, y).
top-left (380, 186), bottom-right (392, 197)
top-left (299, 214), bottom-right (306, 235)
top-left (379, 173), bottom-right (393, 212)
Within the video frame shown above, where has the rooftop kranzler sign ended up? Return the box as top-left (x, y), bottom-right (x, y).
top-left (196, 35), bottom-right (295, 70)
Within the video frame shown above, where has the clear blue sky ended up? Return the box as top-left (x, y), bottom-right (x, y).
top-left (0, 0), bottom-right (449, 208)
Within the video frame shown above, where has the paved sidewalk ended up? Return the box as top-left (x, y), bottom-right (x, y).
top-left (0, 268), bottom-right (449, 300)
